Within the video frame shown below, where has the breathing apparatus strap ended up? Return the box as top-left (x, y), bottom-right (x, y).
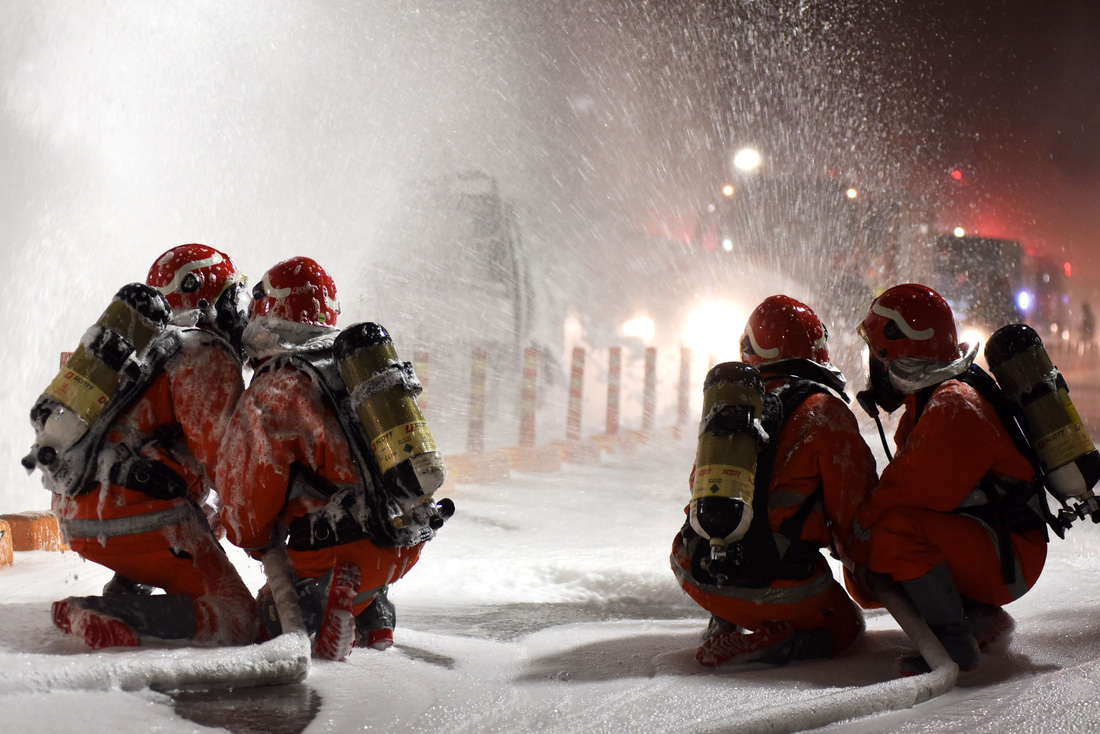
top-left (58, 330), bottom-right (187, 497)
top-left (285, 462), bottom-right (373, 551)
top-left (80, 329), bottom-right (241, 502)
top-left (956, 366), bottom-right (1062, 536)
top-left (940, 366), bottom-right (1054, 583)
top-left (956, 476), bottom-right (1045, 586)
top-left (268, 352), bottom-right (398, 548)
top-left (765, 380), bottom-right (839, 578)
top-left (105, 443), bottom-right (188, 501)
top-left (773, 485), bottom-right (825, 577)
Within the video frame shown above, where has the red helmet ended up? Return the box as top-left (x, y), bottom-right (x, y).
top-left (858, 284), bottom-right (958, 362)
top-left (740, 295), bottom-right (829, 366)
top-left (147, 244), bottom-right (243, 313)
top-left (250, 256), bottom-right (339, 327)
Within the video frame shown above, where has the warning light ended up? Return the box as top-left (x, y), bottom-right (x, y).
top-left (1064, 261), bottom-right (1072, 278)
top-left (949, 167), bottom-right (973, 185)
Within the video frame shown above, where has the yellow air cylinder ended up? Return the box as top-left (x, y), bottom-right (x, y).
top-left (25, 283), bottom-right (170, 471)
top-left (985, 323), bottom-right (1100, 518)
top-left (334, 322), bottom-right (446, 498)
top-left (690, 362), bottom-right (766, 561)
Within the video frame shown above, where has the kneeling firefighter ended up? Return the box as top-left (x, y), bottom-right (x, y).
top-left (850, 283), bottom-right (1050, 675)
top-left (671, 295), bottom-right (878, 667)
top-left (31, 244), bottom-right (257, 649)
top-left (217, 256), bottom-right (452, 661)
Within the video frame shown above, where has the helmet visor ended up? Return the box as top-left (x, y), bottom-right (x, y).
top-left (856, 319), bottom-right (870, 348)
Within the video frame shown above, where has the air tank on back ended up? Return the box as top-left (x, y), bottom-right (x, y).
top-left (24, 283), bottom-right (171, 477)
top-left (333, 322), bottom-right (447, 500)
top-left (985, 323), bottom-right (1100, 521)
top-left (690, 361), bottom-right (766, 570)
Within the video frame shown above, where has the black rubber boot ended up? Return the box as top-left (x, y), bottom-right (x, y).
top-left (70, 593), bottom-right (196, 640)
top-left (294, 573), bottom-right (329, 636)
top-left (789, 628), bottom-right (836, 661)
top-left (701, 614), bottom-right (742, 642)
top-left (255, 571), bottom-right (333, 639)
top-left (102, 574), bottom-right (155, 597)
top-left (355, 587), bottom-right (396, 649)
top-left (899, 563), bottom-right (979, 672)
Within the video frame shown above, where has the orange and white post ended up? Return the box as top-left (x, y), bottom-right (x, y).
top-left (677, 346), bottom-right (691, 431)
top-left (467, 347), bottom-right (488, 455)
top-left (519, 346), bottom-right (539, 449)
top-left (606, 346), bottom-right (621, 437)
top-left (642, 346), bottom-right (657, 433)
top-left (566, 347), bottom-right (585, 442)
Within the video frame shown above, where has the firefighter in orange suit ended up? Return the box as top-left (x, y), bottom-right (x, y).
top-left (850, 283), bottom-right (1047, 674)
top-left (50, 244), bottom-right (257, 650)
top-left (218, 257), bottom-right (425, 661)
top-left (671, 295), bottom-right (878, 667)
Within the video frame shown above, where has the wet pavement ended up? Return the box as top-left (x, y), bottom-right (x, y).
top-left (173, 683), bottom-right (321, 734)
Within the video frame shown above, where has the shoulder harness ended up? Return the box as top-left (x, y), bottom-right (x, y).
top-left (261, 351), bottom-right (422, 550)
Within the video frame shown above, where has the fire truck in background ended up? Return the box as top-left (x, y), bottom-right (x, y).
top-left (692, 176), bottom-right (1075, 361)
top-left (928, 234), bottom-right (1072, 348)
top-left (690, 174), bottom-right (931, 383)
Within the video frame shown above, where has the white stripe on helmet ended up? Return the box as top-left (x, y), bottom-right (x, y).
top-left (156, 253), bottom-right (224, 296)
top-left (746, 324), bottom-right (780, 359)
top-left (261, 271), bottom-right (292, 299)
top-left (871, 301), bottom-right (934, 340)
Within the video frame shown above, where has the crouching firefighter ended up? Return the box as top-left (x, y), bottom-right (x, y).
top-left (217, 256), bottom-right (452, 662)
top-left (26, 244), bottom-right (257, 649)
top-left (671, 295), bottom-right (878, 667)
top-left (850, 284), bottom-right (1050, 676)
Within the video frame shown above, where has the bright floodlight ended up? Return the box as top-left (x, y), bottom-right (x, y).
top-left (1017, 291), bottom-right (1032, 311)
top-left (685, 301), bottom-right (747, 360)
top-left (953, 226), bottom-right (966, 237)
top-left (959, 326), bottom-right (988, 350)
top-left (622, 316), bottom-right (655, 342)
top-left (733, 148), bottom-right (761, 172)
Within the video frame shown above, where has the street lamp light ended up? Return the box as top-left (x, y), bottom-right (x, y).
top-left (733, 148), bottom-right (761, 173)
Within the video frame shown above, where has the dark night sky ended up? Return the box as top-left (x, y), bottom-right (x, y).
top-left (534, 0), bottom-right (1099, 299)
top-left (890, 0), bottom-right (1100, 294)
top-left (1, 1), bottom-right (1095, 304)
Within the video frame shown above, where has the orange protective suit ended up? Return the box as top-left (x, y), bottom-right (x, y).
top-left (218, 363), bottom-right (421, 618)
top-left (852, 379), bottom-right (1047, 604)
top-left (53, 331), bottom-right (256, 645)
top-left (671, 378), bottom-right (878, 655)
